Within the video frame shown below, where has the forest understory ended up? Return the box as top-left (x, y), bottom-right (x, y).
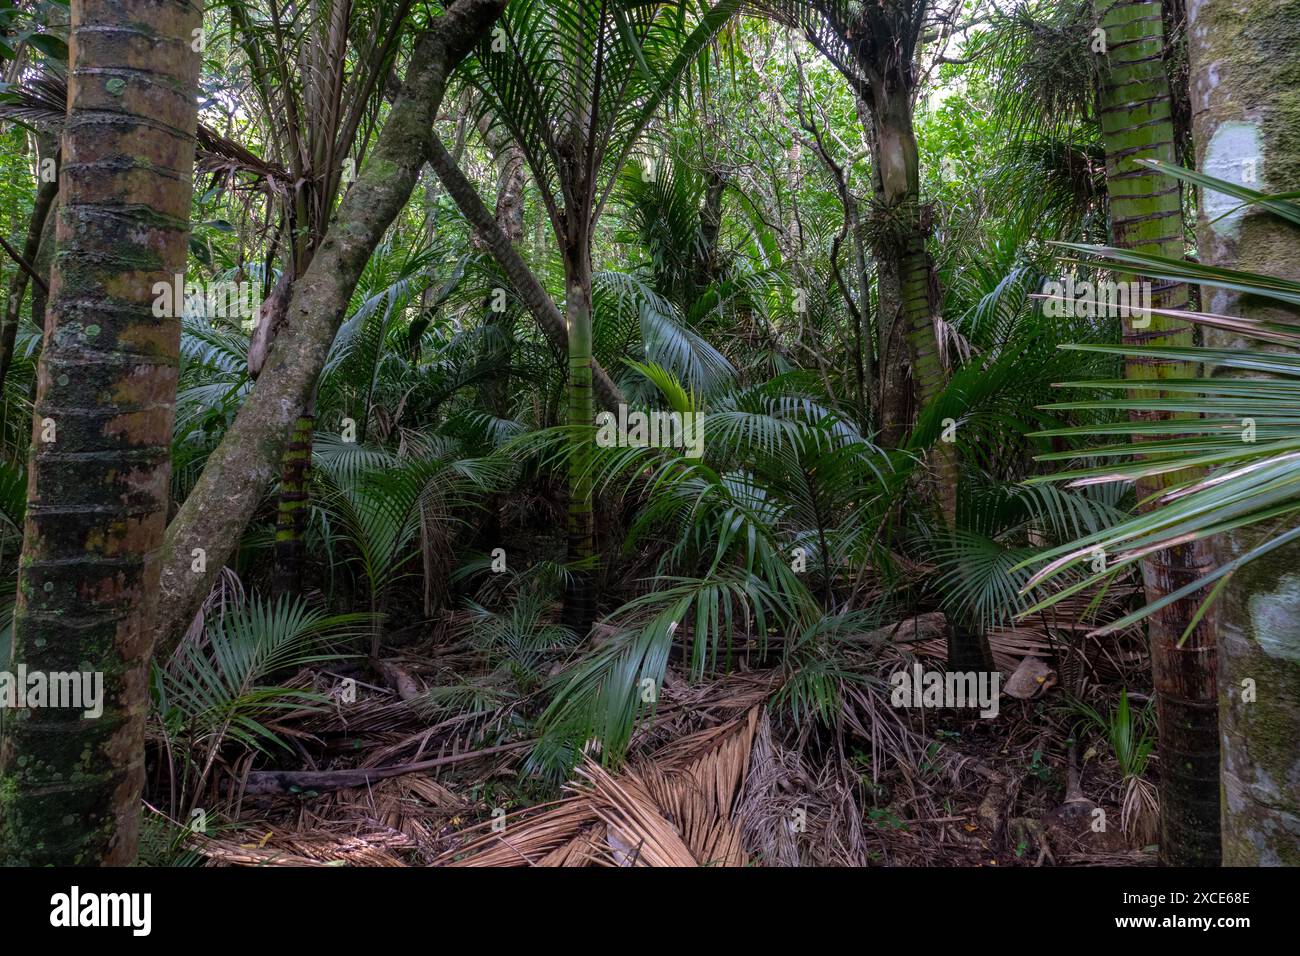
top-left (153, 539), bottom-right (1154, 868)
top-left (1, 0), bottom-right (1297, 870)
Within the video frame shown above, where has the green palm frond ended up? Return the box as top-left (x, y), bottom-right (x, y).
top-left (1018, 173), bottom-right (1300, 634)
top-left (158, 595), bottom-right (370, 755)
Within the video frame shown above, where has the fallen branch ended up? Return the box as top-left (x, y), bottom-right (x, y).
top-left (240, 740), bottom-right (532, 796)
top-left (854, 612), bottom-right (948, 645)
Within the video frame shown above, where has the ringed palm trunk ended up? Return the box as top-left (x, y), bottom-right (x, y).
top-left (562, 248), bottom-right (597, 636)
top-left (273, 404), bottom-right (315, 595)
top-left (1187, 0), bottom-right (1300, 865)
top-left (1094, 0), bottom-right (1220, 865)
top-left (0, 0), bottom-right (202, 865)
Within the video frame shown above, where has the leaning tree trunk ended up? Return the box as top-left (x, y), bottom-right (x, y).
top-left (1187, 0), bottom-right (1300, 866)
top-left (1094, 0), bottom-right (1220, 866)
top-left (153, 0), bottom-right (508, 656)
top-left (0, 0), bottom-right (202, 865)
top-left (0, 140), bottom-right (58, 393)
top-left (427, 133), bottom-right (624, 410)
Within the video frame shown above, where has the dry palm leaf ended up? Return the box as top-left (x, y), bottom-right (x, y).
top-left (439, 708), bottom-right (761, 867)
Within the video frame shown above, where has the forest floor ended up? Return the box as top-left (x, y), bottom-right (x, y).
top-left (151, 598), bottom-right (1160, 867)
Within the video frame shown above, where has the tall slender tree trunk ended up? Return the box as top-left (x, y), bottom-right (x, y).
top-left (1094, 0), bottom-right (1221, 865)
top-left (153, 0), bottom-right (508, 656)
top-left (871, 100), bottom-right (955, 527)
top-left (1187, 0), bottom-right (1300, 866)
top-left (562, 247), bottom-right (597, 637)
top-left (475, 110), bottom-right (527, 418)
top-left (800, 0), bottom-right (981, 669)
top-left (0, 0), bottom-right (202, 865)
top-left (864, 49), bottom-right (978, 670)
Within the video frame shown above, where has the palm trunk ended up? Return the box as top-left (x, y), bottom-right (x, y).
top-left (153, 0), bottom-right (508, 656)
top-left (1187, 0), bottom-right (1300, 866)
top-left (866, 53), bottom-right (979, 670)
top-left (874, 103), bottom-right (956, 526)
top-left (806, 0), bottom-right (980, 670)
top-left (562, 251), bottom-right (597, 636)
top-left (1094, 0), bottom-right (1220, 865)
top-left (0, 0), bottom-right (202, 865)
top-left (273, 407), bottom-right (315, 596)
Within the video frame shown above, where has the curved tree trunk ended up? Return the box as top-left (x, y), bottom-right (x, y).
top-left (1187, 0), bottom-right (1300, 866)
top-left (153, 0), bottom-right (509, 656)
top-left (1094, 0), bottom-right (1220, 866)
top-left (0, 0), bottom-right (202, 865)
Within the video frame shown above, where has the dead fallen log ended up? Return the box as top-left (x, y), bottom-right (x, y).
top-left (239, 741), bottom-right (532, 797)
top-left (854, 612), bottom-right (947, 645)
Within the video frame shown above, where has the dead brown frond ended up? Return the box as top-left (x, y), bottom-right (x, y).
top-left (438, 708), bottom-right (762, 867)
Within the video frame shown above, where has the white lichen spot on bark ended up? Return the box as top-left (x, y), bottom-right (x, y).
top-left (1247, 572), bottom-right (1300, 662)
top-left (1203, 121), bottom-right (1264, 239)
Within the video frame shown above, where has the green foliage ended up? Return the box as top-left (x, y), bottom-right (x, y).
top-left (1020, 171), bottom-right (1300, 634)
top-left (156, 595), bottom-right (369, 755)
top-left (1070, 691), bottom-right (1155, 780)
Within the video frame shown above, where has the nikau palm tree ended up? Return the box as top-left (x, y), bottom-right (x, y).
top-left (1092, 0), bottom-right (1220, 866)
top-left (0, 0), bottom-right (203, 865)
top-left (432, 0), bottom-right (740, 634)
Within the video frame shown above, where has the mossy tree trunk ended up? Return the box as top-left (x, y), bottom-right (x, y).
top-left (272, 403), bottom-right (315, 595)
top-left (153, 0), bottom-right (508, 656)
top-left (1187, 0), bottom-right (1300, 866)
top-left (0, 0), bottom-right (202, 865)
top-left (1094, 0), bottom-right (1220, 866)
